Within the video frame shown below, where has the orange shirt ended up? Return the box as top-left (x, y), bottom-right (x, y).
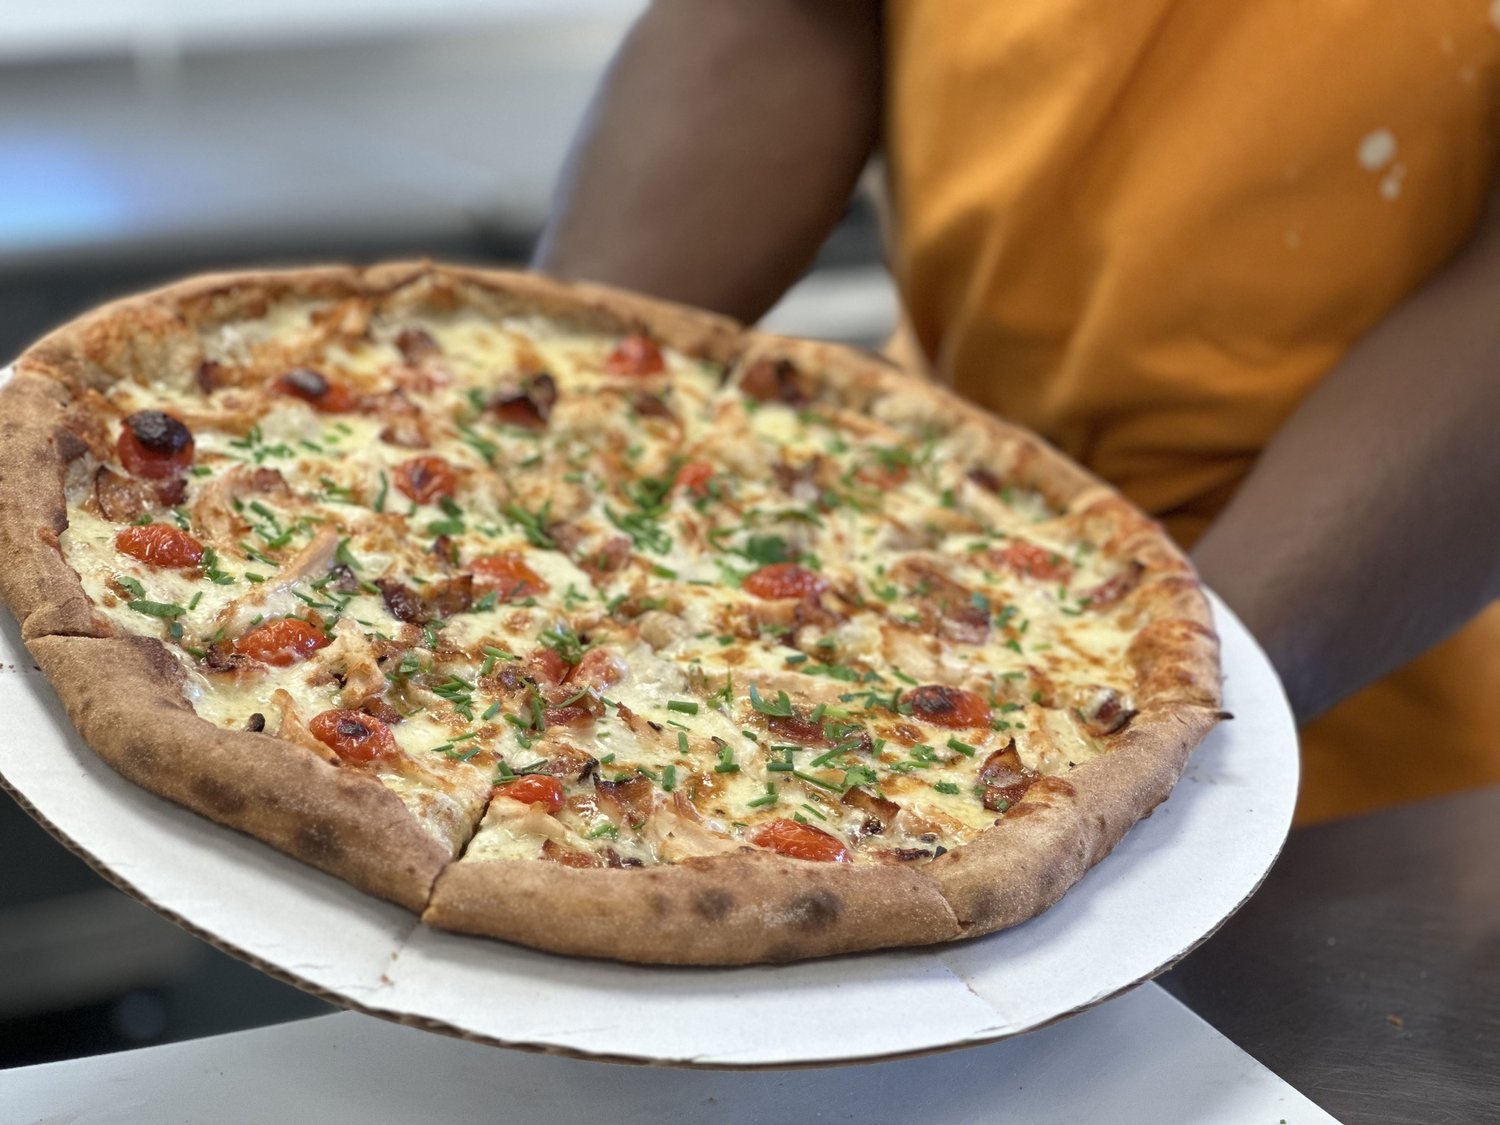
top-left (885, 1), bottom-right (1500, 822)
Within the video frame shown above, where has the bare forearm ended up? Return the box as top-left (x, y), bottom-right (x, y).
top-left (533, 0), bottom-right (883, 321)
top-left (1192, 198), bottom-right (1500, 722)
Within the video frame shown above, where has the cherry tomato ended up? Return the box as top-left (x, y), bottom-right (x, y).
top-left (470, 551), bottom-right (548, 600)
top-left (602, 332), bottom-right (665, 376)
top-left (234, 618), bottom-right (331, 667)
top-left (994, 541), bottom-right (1073, 583)
top-left (308, 709), bottom-right (399, 766)
top-left (748, 818), bottom-right (850, 863)
top-left (741, 562), bottom-right (827, 600)
top-left (114, 524), bottom-right (204, 569)
top-left (492, 774), bottom-right (566, 814)
top-left (272, 368), bottom-right (357, 413)
top-left (673, 461), bottom-right (717, 498)
top-left (905, 684), bottom-right (991, 729)
top-left (393, 456), bottom-right (457, 505)
top-left (117, 411), bottom-right (194, 480)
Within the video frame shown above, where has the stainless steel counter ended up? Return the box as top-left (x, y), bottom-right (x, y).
top-left (1161, 784), bottom-right (1500, 1124)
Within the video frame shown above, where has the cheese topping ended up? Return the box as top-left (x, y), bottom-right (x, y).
top-left (60, 291), bottom-right (1150, 869)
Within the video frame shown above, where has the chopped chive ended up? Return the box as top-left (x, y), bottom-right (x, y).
top-left (666, 699), bottom-right (699, 715)
top-left (946, 736), bottom-right (976, 757)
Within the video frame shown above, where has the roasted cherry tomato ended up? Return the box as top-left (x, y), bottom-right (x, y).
top-left (741, 562), bottom-right (827, 600)
top-left (233, 618), bottom-right (330, 667)
top-left (602, 332), bottom-right (665, 376)
top-left (470, 551), bottom-right (548, 600)
top-left (748, 818), bottom-right (850, 863)
top-left (572, 646), bottom-right (625, 690)
top-left (492, 774), bottom-right (566, 814)
top-left (994, 540), bottom-right (1073, 583)
top-left (272, 368), bottom-right (357, 413)
top-left (117, 411), bottom-right (194, 480)
top-left (393, 455), bottom-right (457, 505)
top-left (114, 524), bottom-right (204, 569)
top-left (308, 709), bottom-right (399, 766)
top-left (905, 684), bottom-right (991, 729)
top-left (673, 461), bottom-right (717, 498)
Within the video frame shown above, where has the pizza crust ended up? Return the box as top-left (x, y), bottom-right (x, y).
top-left (2, 261), bottom-right (1224, 964)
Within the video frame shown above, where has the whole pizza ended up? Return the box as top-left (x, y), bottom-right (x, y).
top-left (0, 263), bottom-right (1221, 964)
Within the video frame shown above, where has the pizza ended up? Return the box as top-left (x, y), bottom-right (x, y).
top-left (0, 262), bottom-right (1222, 965)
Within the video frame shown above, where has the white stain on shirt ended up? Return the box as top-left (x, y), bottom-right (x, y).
top-left (1381, 163), bottom-right (1407, 201)
top-left (1358, 129), bottom-right (1398, 171)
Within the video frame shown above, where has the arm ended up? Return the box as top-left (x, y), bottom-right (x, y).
top-left (532, 0), bottom-right (883, 322)
top-left (1192, 193), bottom-right (1500, 723)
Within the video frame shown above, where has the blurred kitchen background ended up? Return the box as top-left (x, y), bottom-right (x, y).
top-left (0, 0), bottom-right (895, 1067)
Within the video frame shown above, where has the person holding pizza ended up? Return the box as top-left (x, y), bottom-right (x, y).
top-left (533, 0), bottom-right (1500, 825)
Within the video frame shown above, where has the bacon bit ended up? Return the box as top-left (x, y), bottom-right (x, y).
top-left (195, 360), bottom-right (233, 393)
top-left (632, 392), bottom-right (675, 419)
top-left (308, 709), bottom-right (399, 767)
top-left (118, 411), bottom-right (194, 480)
top-left (748, 818), bottom-right (850, 863)
top-left (967, 466), bottom-right (1004, 493)
top-left (541, 839), bottom-right (602, 868)
top-left (470, 551), bottom-right (548, 600)
top-left (529, 646), bottom-right (572, 688)
top-left (673, 460), bottom-right (717, 498)
top-left (360, 698), bottom-right (405, 726)
top-left (492, 372), bottom-right (558, 430)
top-left (114, 524), bottom-right (204, 569)
top-left (545, 698), bottom-right (605, 728)
top-left (742, 562), bottom-right (828, 601)
top-left (374, 575), bottom-right (473, 625)
top-left (572, 647), bottom-right (626, 691)
top-left (394, 326), bottom-right (441, 363)
top-left (766, 712), bottom-right (830, 747)
top-left (493, 774), bottom-right (566, 813)
top-left (393, 456), bottom-right (457, 505)
top-left (855, 461), bottom-right (909, 489)
top-left (578, 534), bottom-right (633, 582)
top-left (1082, 561), bottom-right (1145, 610)
top-left (379, 416), bottom-right (430, 449)
top-left (603, 332), bottom-right (665, 376)
top-left (273, 368), bottom-right (357, 413)
top-left (991, 540), bottom-right (1073, 584)
top-left (889, 558), bottom-right (990, 645)
top-left (978, 741), bottom-right (1039, 811)
top-left (843, 786), bottom-right (900, 834)
top-left (740, 357), bottom-right (810, 406)
top-left (233, 618), bottom-right (330, 666)
top-left (906, 684), bottom-right (991, 729)
top-left (94, 466), bottom-right (155, 523)
top-left (544, 745), bottom-right (599, 782)
top-left (594, 772), bottom-right (656, 825)
top-left (1078, 686), bottom-right (1136, 737)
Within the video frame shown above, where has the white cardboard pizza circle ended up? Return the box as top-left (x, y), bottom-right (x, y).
top-left (0, 571), bottom-right (1297, 1068)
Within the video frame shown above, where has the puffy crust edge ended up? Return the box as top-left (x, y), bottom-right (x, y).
top-left (26, 633), bottom-right (449, 912)
top-left (424, 850), bottom-right (960, 965)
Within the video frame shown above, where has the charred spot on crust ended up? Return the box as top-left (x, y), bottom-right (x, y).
top-left (124, 410), bottom-right (192, 454)
top-left (294, 819), bottom-right (343, 864)
top-left (648, 892), bottom-right (674, 917)
top-left (786, 889), bottom-right (842, 931)
top-left (693, 888), bottom-right (735, 922)
top-left (190, 774), bottom-right (248, 817)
